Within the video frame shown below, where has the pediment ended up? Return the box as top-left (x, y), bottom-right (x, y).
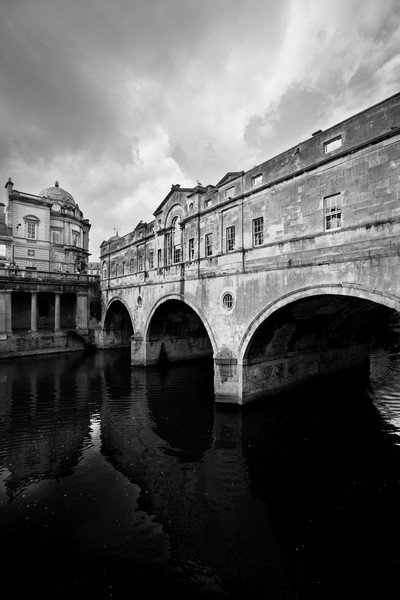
top-left (153, 184), bottom-right (194, 216)
top-left (216, 172), bottom-right (242, 187)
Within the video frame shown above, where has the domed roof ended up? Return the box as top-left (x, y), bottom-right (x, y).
top-left (39, 181), bottom-right (75, 205)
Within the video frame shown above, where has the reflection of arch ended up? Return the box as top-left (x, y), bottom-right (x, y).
top-left (238, 283), bottom-right (400, 362)
top-left (145, 294), bottom-right (217, 357)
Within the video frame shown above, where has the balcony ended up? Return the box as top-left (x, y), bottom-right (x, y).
top-left (0, 266), bottom-right (99, 284)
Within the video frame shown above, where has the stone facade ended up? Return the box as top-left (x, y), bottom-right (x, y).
top-left (4, 179), bottom-right (91, 273)
top-left (100, 92), bottom-right (400, 403)
top-left (0, 180), bottom-right (99, 357)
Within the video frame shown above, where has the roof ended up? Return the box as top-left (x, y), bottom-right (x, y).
top-left (39, 181), bottom-right (75, 205)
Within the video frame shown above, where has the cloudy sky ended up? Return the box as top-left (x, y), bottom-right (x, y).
top-left (1, 0), bottom-right (400, 261)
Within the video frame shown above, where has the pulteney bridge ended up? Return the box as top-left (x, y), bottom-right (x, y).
top-left (99, 92), bottom-right (400, 404)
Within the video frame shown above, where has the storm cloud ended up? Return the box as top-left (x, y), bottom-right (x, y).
top-left (1, 0), bottom-right (399, 259)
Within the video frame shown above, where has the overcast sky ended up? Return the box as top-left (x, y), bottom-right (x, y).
top-left (1, 0), bottom-right (400, 261)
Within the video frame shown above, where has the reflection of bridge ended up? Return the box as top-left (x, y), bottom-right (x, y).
top-left (99, 93), bottom-right (400, 404)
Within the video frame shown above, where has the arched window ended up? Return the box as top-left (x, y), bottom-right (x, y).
top-left (102, 261), bottom-right (108, 279)
top-left (172, 216), bottom-right (181, 264)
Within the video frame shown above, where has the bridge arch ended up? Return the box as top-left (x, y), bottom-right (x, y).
top-left (102, 297), bottom-right (134, 348)
top-left (230, 283), bottom-right (400, 404)
top-left (139, 294), bottom-right (216, 365)
top-left (238, 283), bottom-right (400, 362)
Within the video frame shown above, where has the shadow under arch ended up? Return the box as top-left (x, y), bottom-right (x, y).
top-left (238, 283), bottom-right (400, 363)
top-left (234, 283), bottom-right (400, 402)
top-left (102, 297), bottom-right (134, 348)
top-left (144, 294), bottom-right (216, 364)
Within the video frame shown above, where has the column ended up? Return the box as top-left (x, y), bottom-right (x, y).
top-left (5, 291), bottom-right (12, 335)
top-left (30, 292), bottom-right (37, 333)
top-left (76, 292), bottom-right (88, 332)
top-left (54, 292), bottom-right (61, 332)
top-left (0, 290), bottom-right (10, 340)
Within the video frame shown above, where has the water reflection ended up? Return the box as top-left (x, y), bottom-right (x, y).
top-left (1, 349), bottom-right (400, 598)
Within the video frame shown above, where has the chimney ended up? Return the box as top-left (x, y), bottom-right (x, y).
top-left (5, 177), bottom-right (14, 201)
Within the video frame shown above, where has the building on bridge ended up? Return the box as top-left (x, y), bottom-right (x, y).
top-left (88, 262), bottom-right (101, 276)
top-left (99, 92), bottom-right (400, 404)
top-left (0, 179), bottom-right (99, 357)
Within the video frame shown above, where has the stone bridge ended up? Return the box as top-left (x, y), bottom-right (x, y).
top-left (99, 92), bottom-right (400, 404)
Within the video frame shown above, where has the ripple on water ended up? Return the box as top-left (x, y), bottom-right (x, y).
top-left (369, 350), bottom-right (400, 443)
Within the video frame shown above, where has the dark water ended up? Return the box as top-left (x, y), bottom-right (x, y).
top-left (1, 348), bottom-right (400, 599)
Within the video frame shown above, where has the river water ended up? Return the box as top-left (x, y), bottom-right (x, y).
top-left (1, 347), bottom-right (400, 599)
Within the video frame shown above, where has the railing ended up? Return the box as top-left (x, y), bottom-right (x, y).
top-left (0, 266), bottom-right (99, 283)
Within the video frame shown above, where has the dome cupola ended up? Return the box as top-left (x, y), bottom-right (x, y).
top-left (39, 181), bottom-right (75, 206)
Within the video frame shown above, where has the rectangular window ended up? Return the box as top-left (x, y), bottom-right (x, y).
top-left (26, 221), bottom-right (37, 240)
top-left (173, 246), bottom-right (181, 264)
top-left (72, 231), bottom-right (80, 246)
top-left (324, 136), bottom-right (342, 153)
top-left (226, 226), bottom-right (235, 252)
top-left (188, 238), bottom-right (194, 261)
top-left (251, 173), bottom-right (263, 187)
top-left (138, 254), bottom-right (143, 271)
top-left (225, 186), bottom-right (235, 198)
top-left (157, 249), bottom-right (162, 267)
top-left (324, 193), bottom-right (342, 231)
top-left (165, 232), bottom-right (172, 265)
top-left (204, 199), bottom-right (212, 208)
top-left (205, 233), bottom-right (212, 257)
top-left (130, 258), bottom-right (135, 273)
top-left (51, 229), bottom-right (61, 244)
top-left (0, 243), bottom-right (6, 259)
top-left (253, 217), bottom-right (264, 246)
top-left (149, 251), bottom-right (154, 269)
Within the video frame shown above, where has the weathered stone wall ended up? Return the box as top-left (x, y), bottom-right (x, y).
top-left (100, 93), bottom-right (400, 403)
